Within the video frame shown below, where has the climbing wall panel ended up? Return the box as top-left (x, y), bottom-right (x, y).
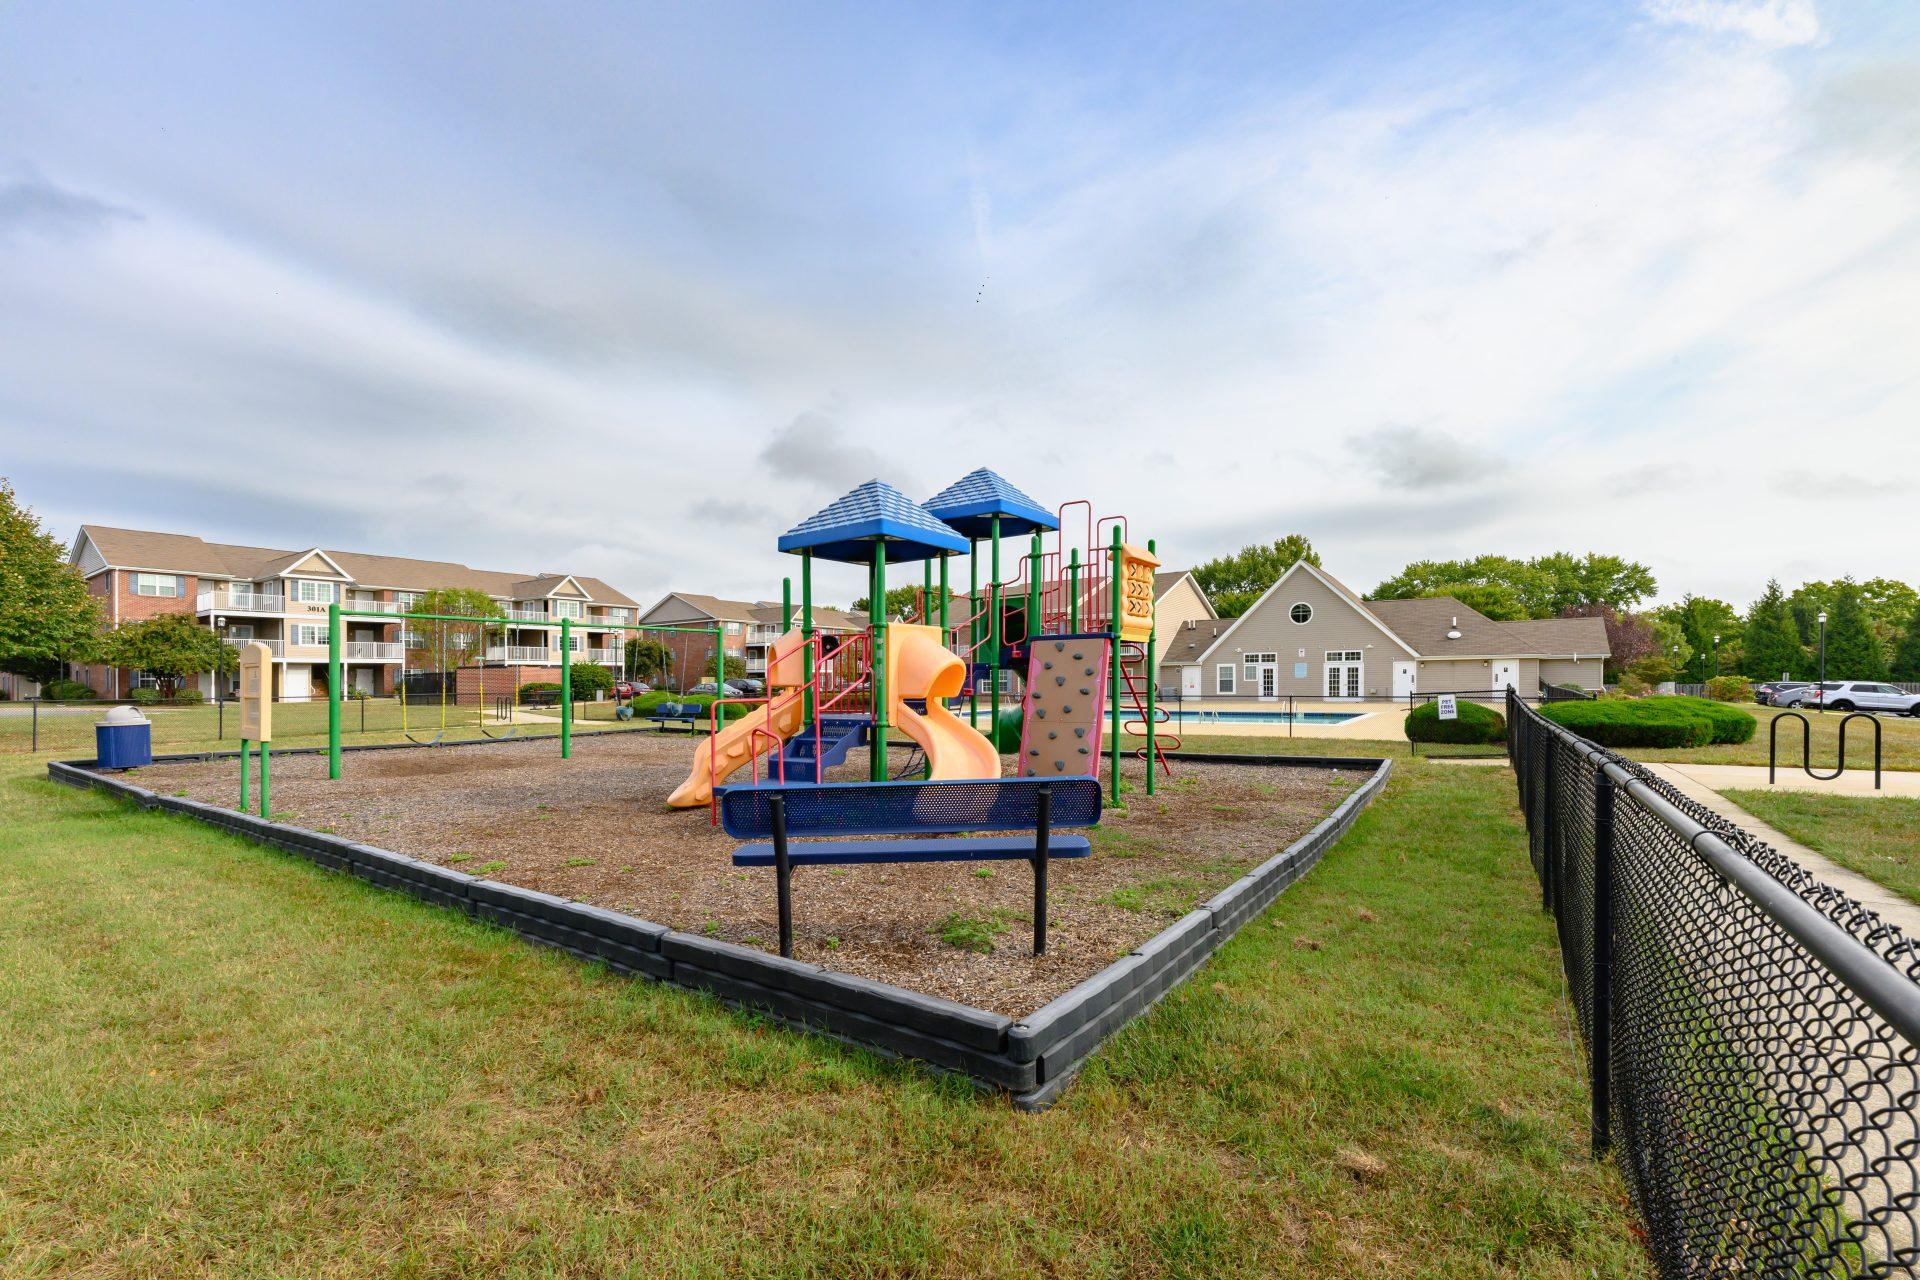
top-left (1017, 636), bottom-right (1112, 778)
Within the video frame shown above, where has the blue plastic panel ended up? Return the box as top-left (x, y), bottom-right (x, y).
top-left (732, 834), bottom-right (1093, 866)
top-left (719, 776), bottom-right (1102, 839)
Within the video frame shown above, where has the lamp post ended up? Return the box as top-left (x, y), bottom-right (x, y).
top-left (215, 614), bottom-right (228, 740)
top-left (1711, 634), bottom-right (1720, 683)
top-left (1817, 610), bottom-right (1828, 713)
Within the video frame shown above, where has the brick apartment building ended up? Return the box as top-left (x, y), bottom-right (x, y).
top-left (634, 593), bottom-right (869, 689)
top-left (59, 526), bottom-right (642, 701)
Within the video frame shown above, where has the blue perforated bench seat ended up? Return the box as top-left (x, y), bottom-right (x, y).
top-left (732, 835), bottom-right (1091, 867)
top-left (716, 777), bottom-right (1099, 958)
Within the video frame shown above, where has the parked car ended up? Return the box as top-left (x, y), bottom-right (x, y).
top-left (688, 681), bottom-right (749, 698)
top-left (734, 678), bottom-right (766, 695)
top-left (1802, 681), bottom-right (1920, 715)
top-left (1770, 683), bottom-right (1820, 708)
top-left (613, 680), bottom-right (651, 699)
top-left (1754, 680), bottom-right (1811, 706)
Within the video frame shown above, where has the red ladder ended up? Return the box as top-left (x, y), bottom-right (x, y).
top-left (1117, 641), bottom-right (1179, 776)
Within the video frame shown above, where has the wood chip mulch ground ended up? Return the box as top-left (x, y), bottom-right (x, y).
top-left (128, 731), bottom-right (1360, 1016)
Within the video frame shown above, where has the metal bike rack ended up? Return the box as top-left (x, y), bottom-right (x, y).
top-left (1770, 709), bottom-right (1882, 791)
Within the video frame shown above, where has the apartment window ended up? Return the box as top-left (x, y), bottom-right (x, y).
top-left (1290, 602), bottom-right (1313, 624)
top-left (396, 592), bottom-right (421, 610)
top-left (1325, 650), bottom-right (1362, 662)
top-left (401, 630), bottom-right (426, 647)
top-left (130, 669), bottom-right (162, 689)
top-left (568, 635), bottom-right (582, 652)
top-left (226, 625), bottom-right (254, 641)
top-left (606, 607), bottom-right (629, 622)
top-left (552, 599), bottom-right (583, 619)
top-left (131, 573), bottom-right (184, 597)
top-left (293, 580), bottom-right (337, 604)
top-left (293, 624), bottom-right (327, 646)
top-left (1217, 664), bottom-right (1236, 694)
top-left (725, 622), bottom-right (742, 634)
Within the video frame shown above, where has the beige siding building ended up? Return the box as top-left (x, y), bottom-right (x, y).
top-left (1169, 561), bottom-right (1608, 702)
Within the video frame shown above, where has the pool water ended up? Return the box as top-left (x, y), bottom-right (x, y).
top-left (1163, 709), bottom-right (1364, 725)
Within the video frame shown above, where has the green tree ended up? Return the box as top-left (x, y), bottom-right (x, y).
top-left (1372, 551), bottom-right (1655, 618)
top-left (103, 613), bottom-right (234, 695)
top-left (722, 654), bottom-right (747, 680)
top-left (1647, 615), bottom-right (1693, 681)
top-left (1415, 582), bottom-right (1528, 620)
top-left (1787, 578), bottom-right (1916, 664)
top-left (0, 478), bottom-right (103, 683)
top-left (625, 638), bottom-right (673, 682)
top-left (1821, 583), bottom-right (1887, 680)
top-left (1739, 579), bottom-right (1805, 681)
top-left (406, 587), bottom-right (505, 668)
top-left (1192, 534), bottom-right (1319, 617)
top-left (1653, 596), bottom-right (1739, 683)
top-left (1891, 607), bottom-right (1920, 682)
top-left (850, 586), bottom-right (924, 622)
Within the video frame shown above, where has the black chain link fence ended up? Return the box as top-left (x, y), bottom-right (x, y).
top-left (1509, 691), bottom-right (1920, 1277)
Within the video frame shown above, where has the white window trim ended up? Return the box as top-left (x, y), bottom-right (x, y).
top-left (1216, 663), bottom-right (1236, 694)
top-left (1289, 602), bottom-right (1312, 624)
top-left (293, 579), bottom-right (338, 604)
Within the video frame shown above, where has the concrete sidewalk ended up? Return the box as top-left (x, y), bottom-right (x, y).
top-left (1654, 761), bottom-right (1920, 798)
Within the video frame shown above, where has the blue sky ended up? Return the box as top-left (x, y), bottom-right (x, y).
top-left (2, 0), bottom-right (1915, 610)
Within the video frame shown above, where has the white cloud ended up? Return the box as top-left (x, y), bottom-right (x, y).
top-left (1643, 0), bottom-right (1823, 50)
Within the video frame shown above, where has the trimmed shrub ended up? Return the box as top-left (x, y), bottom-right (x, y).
top-left (172, 689), bottom-right (205, 704)
top-left (42, 679), bottom-right (97, 701)
top-left (1704, 675), bottom-right (1754, 703)
top-left (129, 687), bottom-right (162, 705)
top-left (1406, 699), bottom-right (1507, 745)
top-left (566, 664), bottom-right (615, 700)
top-left (1540, 695), bottom-right (1755, 748)
top-left (518, 681), bottom-right (562, 701)
top-left (632, 691), bottom-right (757, 722)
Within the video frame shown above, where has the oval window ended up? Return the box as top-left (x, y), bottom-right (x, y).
top-left (1290, 602), bottom-right (1312, 625)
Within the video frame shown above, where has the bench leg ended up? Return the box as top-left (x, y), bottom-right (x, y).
top-left (1032, 786), bottom-right (1051, 956)
top-left (772, 794), bottom-right (793, 959)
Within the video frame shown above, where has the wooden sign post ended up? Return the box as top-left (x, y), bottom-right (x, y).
top-left (238, 640), bottom-right (273, 816)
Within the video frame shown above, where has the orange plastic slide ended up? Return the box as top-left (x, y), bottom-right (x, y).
top-left (664, 693), bottom-right (805, 808)
top-left (887, 624), bottom-right (1001, 781)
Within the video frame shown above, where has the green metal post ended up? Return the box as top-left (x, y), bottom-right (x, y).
top-left (990, 517), bottom-right (1001, 742)
top-left (1110, 525), bottom-right (1124, 807)
top-left (939, 554), bottom-right (950, 640)
top-left (239, 738), bottom-right (250, 810)
top-left (801, 552), bottom-right (815, 730)
top-left (923, 558), bottom-right (932, 624)
top-left (712, 625), bottom-right (725, 716)
top-left (259, 740), bottom-right (270, 817)
top-left (327, 602), bottom-right (342, 779)
top-left (968, 538), bottom-right (979, 728)
top-left (870, 543), bottom-right (888, 781)
top-left (560, 618), bottom-right (573, 759)
top-left (1069, 549), bottom-right (1080, 632)
top-left (1146, 537), bottom-right (1158, 797)
top-left (1028, 533), bottom-right (1042, 640)
top-left (782, 577), bottom-right (792, 631)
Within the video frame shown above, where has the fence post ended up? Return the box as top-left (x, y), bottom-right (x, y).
top-left (31, 699), bottom-right (38, 753)
top-left (1540, 735), bottom-right (1556, 913)
top-left (1591, 763), bottom-right (1615, 1159)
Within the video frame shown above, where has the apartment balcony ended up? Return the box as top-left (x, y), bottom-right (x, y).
top-left (341, 599), bottom-right (401, 615)
top-left (485, 646), bottom-right (553, 663)
top-left (198, 590), bottom-right (286, 615)
top-left (744, 657), bottom-right (768, 674)
top-left (502, 608), bottom-right (552, 623)
top-left (582, 647), bottom-right (624, 665)
top-left (342, 642), bottom-right (404, 661)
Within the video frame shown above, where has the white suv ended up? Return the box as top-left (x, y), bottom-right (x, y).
top-left (1802, 681), bottom-right (1920, 715)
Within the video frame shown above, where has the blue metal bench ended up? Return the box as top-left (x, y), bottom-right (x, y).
top-left (718, 777), bottom-right (1101, 958)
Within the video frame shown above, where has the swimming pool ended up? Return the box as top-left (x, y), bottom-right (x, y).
top-left (1161, 709), bottom-right (1365, 726)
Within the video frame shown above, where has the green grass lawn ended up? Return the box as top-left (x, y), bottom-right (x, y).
top-left (1723, 788), bottom-right (1920, 908)
top-left (0, 753), bottom-right (1647, 1277)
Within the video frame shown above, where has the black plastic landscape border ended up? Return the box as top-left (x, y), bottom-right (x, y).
top-left (46, 750), bottom-right (1390, 1109)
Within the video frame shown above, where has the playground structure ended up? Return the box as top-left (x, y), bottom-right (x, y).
top-left (662, 468), bottom-right (1178, 813)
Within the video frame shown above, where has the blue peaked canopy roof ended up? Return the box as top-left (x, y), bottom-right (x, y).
top-left (923, 468), bottom-right (1058, 539)
top-left (777, 479), bottom-right (970, 564)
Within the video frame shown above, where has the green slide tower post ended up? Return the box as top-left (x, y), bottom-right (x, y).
top-left (1069, 549), bottom-right (1080, 632)
top-left (1109, 524), bottom-right (1124, 807)
top-left (327, 602), bottom-right (342, 779)
top-left (967, 538), bottom-right (980, 728)
top-left (989, 517), bottom-right (1001, 741)
top-left (1146, 537), bottom-right (1158, 797)
top-left (1027, 532), bottom-right (1042, 640)
top-left (782, 576), bottom-right (792, 631)
top-left (939, 553), bottom-right (949, 643)
top-left (869, 541), bottom-right (888, 781)
top-left (712, 625), bottom-right (725, 714)
top-left (560, 617), bottom-right (573, 759)
top-left (801, 551), bottom-right (815, 730)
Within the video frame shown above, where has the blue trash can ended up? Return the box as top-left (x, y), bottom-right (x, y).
top-left (96, 707), bottom-right (153, 770)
